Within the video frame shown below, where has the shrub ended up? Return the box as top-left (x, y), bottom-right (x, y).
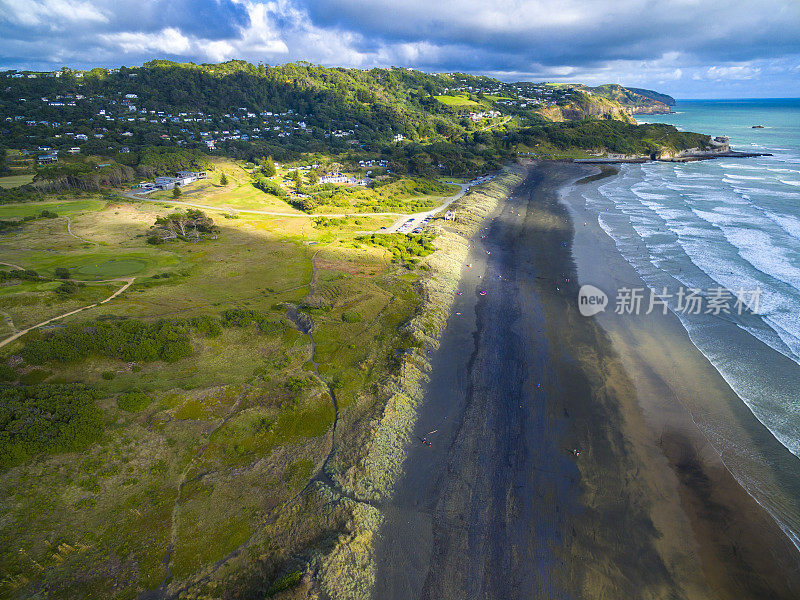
top-left (101, 371), bottom-right (115, 380)
top-left (118, 390), bottom-right (151, 412)
top-left (355, 233), bottom-right (437, 263)
top-left (341, 310), bottom-right (362, 323)
top-left (189, 315), bottom-right (222, 337)
top-left (220, 308), bottom-right (266, 327)
top-left (0, 269), bottom-right (39, 282)
top-left (21, 318), bottom-right (194, 365)
top-left (284, 376), bottom-right (309, 392)
top-left (257, 320), bottom-right (283, 335)
top-left (267, 571), bottom-right (303, 596)
top-left (0, 364), bottom-right (17, 382)
top-left (253, 175), bottom-right (287, 197)
top-left (0, 384), bottom-right (103, 469)
top-left (55, 280), bottom-right (84, 295)
top-left (55, 267), bottom-right (71, 279)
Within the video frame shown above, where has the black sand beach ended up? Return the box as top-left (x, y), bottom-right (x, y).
top-left (372, 162), bottom-right (800, 599)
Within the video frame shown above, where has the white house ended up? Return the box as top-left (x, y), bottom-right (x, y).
top-left (319, 172), bottom-right (348, 184)
top-left (176, 171), bottom-right (208, 180)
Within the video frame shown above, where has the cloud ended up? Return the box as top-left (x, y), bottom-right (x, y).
top-left (101, 28), bottom-right (192, 55)
top-left (0, 0), bottom-right (799, 97)
top-left (695, 64), bottom-right (762, 81)
top-left (0, 0), bottom-right (108, 27)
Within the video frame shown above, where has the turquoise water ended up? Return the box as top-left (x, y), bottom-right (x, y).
top-left (580, 99), bottom-right (800, 546)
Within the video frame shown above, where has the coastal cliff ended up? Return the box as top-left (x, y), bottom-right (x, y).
top-left (587, 84), bottom-right (674, 114)
top-left (536, 91), bottom-right (637, 123)
top-left (552, 83), bottom-right (674, 115)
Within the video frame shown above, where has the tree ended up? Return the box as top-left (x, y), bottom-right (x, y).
top-left (291, 169), bottom-right (302, 187)
top-left (152, 209), bottom-right (218, 242)
top-left (307, 170), bottom-right (319, 185)
top-left (253, 175), bottom-right (287, 197)
top-left (261, 156), bottom-right (276, 177)
top-left (172, 186), bottom-right (181, 198)
top-left (220, 172), bottom-right (229, 186)
top-left (54, 267), bottom-right (70, 279)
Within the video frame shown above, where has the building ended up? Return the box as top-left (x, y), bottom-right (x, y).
top-left (154, 176), bottom-right (179, 190)
top-left (319, 172), bottom-right (348, 184)
top-left (177, 171), bottom-right (207, 180)
top-left (37, 154), bottom-right (58, 164)
top-left (68, 147), bottom-right (81, 154)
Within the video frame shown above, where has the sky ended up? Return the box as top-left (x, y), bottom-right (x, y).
top-left (0, 0), bottom-right (798, 98)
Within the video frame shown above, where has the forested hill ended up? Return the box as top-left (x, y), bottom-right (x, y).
top-left (1, 59), bottom-right (643, 154)
top-left (0, 60), bottom-right (701, 184)
top-left (3, 60), bottom-right (638, 122)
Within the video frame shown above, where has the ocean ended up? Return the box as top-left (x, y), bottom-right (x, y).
top-left (577, 99), bottom-right (800, 546)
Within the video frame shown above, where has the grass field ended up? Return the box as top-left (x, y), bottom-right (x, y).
top-left (0, 184), bottom-right (430, 598)
top-left (147, 160), bottom-right (302, 213)
top-left (0, 174), bottom-right (34, 188)
top-left (144, 158), bottom-right (458, 217)
top-left (434, 94), bottom-right (481, 107)
top-left (0, 199), bottom-right (107, 218)
top-left (308, 178), bottom-right (459, 214)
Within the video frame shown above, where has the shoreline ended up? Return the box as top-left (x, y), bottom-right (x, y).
top-left (573, 149), bottom-right (773, 164)
top-left (561, 163), bottom-right (800, 597)
top-left (368, 160), bottom-right (800, 599)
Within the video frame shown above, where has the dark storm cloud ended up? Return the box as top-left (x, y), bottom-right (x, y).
top-left (301, 0), bottom-right (800, 67)
top-left (0, 0), bottom-right (798, 96)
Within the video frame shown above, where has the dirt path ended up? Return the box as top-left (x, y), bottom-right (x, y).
top-left (0, 261), bottom-right (25, 270)
top-left (65, 216), bottom-right (98, 246)
top-left (0, 277), bottom-right (135, 349)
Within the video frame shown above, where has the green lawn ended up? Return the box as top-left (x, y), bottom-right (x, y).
top-left (7, 249), bottom-right (178, 280)
top-left (0, 199), bottom-right (106, 218)
top-left (434, 94), bottom-right (480, 107)
top-left (0, 174), bottom-right (34, 188)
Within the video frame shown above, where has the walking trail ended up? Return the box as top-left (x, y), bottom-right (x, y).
top-left (0, 277), bottom-right (135, 349)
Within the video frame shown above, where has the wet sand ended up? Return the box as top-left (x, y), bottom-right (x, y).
top-left (372, 162), bottom-right (800, 599)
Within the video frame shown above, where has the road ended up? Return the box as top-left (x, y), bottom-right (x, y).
top-left (382, 183), bottom-right (468, 233)
top-left (123, 184), bottom-right (468, 233)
